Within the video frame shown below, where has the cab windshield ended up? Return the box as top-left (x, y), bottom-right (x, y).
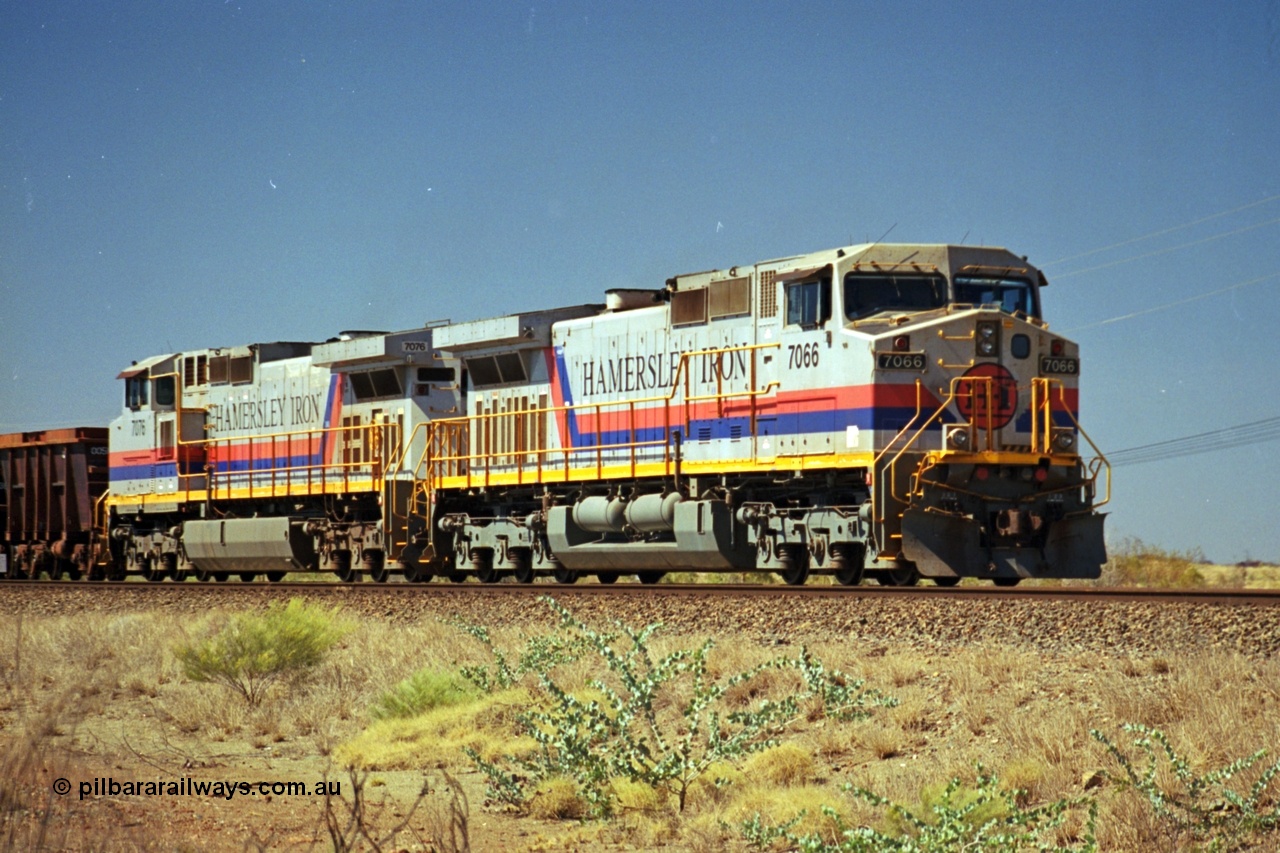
top-left (842, 273), bottom-right (947, 320)
top-left (953, 276), bottom-right (1038, 318)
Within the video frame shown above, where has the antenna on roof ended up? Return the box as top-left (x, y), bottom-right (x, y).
top-left (874, 223), bottom-right (897, 245)
top-left (960, 229), bottom-right (970, 244)
top-left (850, 223), bottom-right (897, 264)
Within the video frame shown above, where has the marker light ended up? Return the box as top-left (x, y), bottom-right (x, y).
top-left (893, 334), bottom-right (910, 351)
top-left (1051, 339), bottom-right (1065, 356)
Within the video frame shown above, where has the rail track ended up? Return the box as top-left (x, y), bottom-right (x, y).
top-left (2, 578), bottom-right (1279, 606)
top-left (5, 578), bottom-right (1280, 660)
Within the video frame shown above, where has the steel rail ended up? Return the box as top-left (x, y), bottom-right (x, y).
top-left (2, 580), bottom-right (1279, 606)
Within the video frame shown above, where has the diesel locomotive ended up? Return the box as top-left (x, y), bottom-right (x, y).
top-left (3, 242), bottom-right (1109, 585)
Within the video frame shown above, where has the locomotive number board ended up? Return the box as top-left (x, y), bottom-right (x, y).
top-left (1039, 356), bottom-right (1079, 375)
top-left (876, 352), bottom-right (927, 371)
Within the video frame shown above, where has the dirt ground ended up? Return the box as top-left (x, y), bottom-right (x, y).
top-left (3, 587), bottom-right (1279, 851)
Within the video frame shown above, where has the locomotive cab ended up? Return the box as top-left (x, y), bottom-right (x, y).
top-left (831, 247), bottom-right (1106, 582)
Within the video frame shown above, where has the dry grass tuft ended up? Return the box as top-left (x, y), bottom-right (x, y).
top-left (608, 778), bottom-right (667, 813)
top-left (1000, 756), bottom-right (1050, 805)
top-left (723, 784), bottom-right (852, 845)
top-left (684, 760), bottom-right (745, 810)
top-left (854, 721), bottom-right (905, 760)
top-left (334, 688), bottom-right (534, 770)
top-left (527, 777), bottom-right (587, 820)
top-left (742, 743), bottom-right (816, 787)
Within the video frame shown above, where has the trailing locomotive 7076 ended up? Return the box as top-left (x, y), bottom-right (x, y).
top-left (1, 242), bottom-right (1109, 586)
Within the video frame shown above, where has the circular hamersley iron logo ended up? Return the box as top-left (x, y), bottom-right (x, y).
top-left (956, 363), bottom-right (1018, 430)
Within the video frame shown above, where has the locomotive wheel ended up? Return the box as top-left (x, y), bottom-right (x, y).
top-left (48, 559), bottom-right (65, 581)
top-left (933, 577), bottom-right (961, 587)
top-left (777, 546), bottom-right (809, 586)
top-left (196, 567), bottom-right (213, 582)
top-left (596, 572), bottom-right (619, 585)
top-left (637, 571), bottom-right (665, 585)
top-left (332, 552), bottom-right (358, 583)
top-left (266, 571), bottom-right (287, 583)
top-left (876, 562), bottom-right (919, 587)
top-left (552, 567), bottom-right (579, 584)
top-left (471, 551), bottom-right (500, 584)
top-left (142, 555), bottom-right (167, 583)
top-left (239, 572), bottom-right (257, 583)
top-left (511, 551), bottom-right (535, 584)
top-left (365, 550), bottom-right (389, 583)
top-left (162, 553), bottom-right (185, 582)
top-left (993, 577), bottom-right (1021, 587)
top-left (402, 561), bottom-right (433, 583)
top-left (214, 572), bottom-right (230, 582)
top-left (831, 544), bottom-right (864, 587)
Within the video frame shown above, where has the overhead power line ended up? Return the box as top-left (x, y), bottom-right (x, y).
top-left (1043, 192), bottom-right (1280, 268)
top-left (1049, 216), bottom-right (1280, 281)
top-left (1060, 271), bottom-right (1280, 333)
top-left (1104, 416), bottom-right (1280, 468)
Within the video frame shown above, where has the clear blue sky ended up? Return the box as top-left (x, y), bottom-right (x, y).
top-left (3, 2), bottom-right (1278, 563)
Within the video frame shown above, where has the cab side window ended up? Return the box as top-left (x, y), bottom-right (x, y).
top-left (126, 376), bottom-right (148, 410)
top-left (785, 278), bottom-right (831, 328)
top-left (154, 376), bottom-right (176, 407)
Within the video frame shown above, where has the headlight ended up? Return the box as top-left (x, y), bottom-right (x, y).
top-left (946, 426), bottom-right (971, 449)
top-left (975, 321), bottom-right (1000, 357)
top-left (1053, 430), bottom-right (1076, 451)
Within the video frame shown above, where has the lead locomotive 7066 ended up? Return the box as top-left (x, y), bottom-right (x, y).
top-left (3, 242), bottom-right (1109, 585)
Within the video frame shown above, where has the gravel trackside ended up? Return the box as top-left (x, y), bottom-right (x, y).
top-left (3, 584), bottom-right (1278, 659)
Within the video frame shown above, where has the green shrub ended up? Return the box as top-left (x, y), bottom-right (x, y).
top-left (461, 597), bottom-right (896, 817)
top-left (174, 599), bottom-right (350, 706)
top-left (742, 769), bottom-right (1097, 852)
top-left (1092, 723), bottom-right (1280, 851)
top-left (370, 668), bottom-right (480, 721)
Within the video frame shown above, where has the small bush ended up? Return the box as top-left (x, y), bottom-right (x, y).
top-left (1101, 538), bottom-right (1205, 587)
top-left (461, 597), bottom-right (897, 818)
top-left (174, 599), bottom-right (351, 706)
top-left (742, 768), bottom-right (1097, 852)
top-left (370, 668), bottom-right (480, 721)
top-left (1092, 723), bottom-right (1280, 850)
